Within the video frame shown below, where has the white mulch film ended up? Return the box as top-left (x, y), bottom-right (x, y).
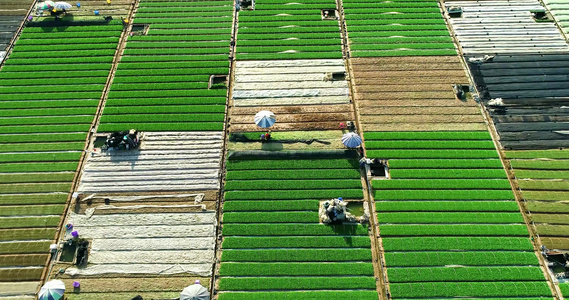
top-left (65, 264), bottom-right (213, 277)
top-left (448, 0), bottom-right (569, 54)
top-left (78, 132), bottom-right (223, 193)
top-left (233, 59), bottom-right (350, 107)
top-left (0, 282), bottom-right (38, 298)
top-left (66, 210), bottom-right (217, 276)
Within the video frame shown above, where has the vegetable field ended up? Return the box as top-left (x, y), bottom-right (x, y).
top-left (342, 0), bottom-right (456, 57)
top-left (368, 131), bottom-right (551, 298)
top-left (507, 150), bottom-right (569, 251)
top-left (235, 0), bottom-right (343, 60)
top-left (0, 20), bottom-right (121, 288)
top-left (218, 151), bottom-right (377, 299)
top-left (99, 0), bottom-right (233, 132)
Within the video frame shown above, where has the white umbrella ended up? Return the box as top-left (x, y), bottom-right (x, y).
top-left (254, 110), bottom-right (276, 128)
top-left (180, 284), bottom-right (209, 300)
top-left (39, 280), bottom-right (65, 300)
top-left (53, 2), bottom-right (72, 10)
top-left (342, 132), bottom-right (362, 148)
top-left (36, 1), bottom-right (55, 10)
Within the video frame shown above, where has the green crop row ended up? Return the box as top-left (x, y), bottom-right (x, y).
top-left (507, 150), bottom-right (569, 159)
top-left (365, 140), bottom-right (495, 150)
top-left (100, 113), bottom-right (223, 123)
top-left (522, 191), bottom-right (569, 201)
top-left (139, 1), bottom-right (232, 7)
top-left (110, 82), bottom-right (208, 91)
top-left (372, 179), bottom-right (511, 190)
top-left (238, 45), bottom-right (342, 53)
top-left (222, 236), bottom-right (371, 249)
top-left (108, 89), bottom-right (226, 98)
top-left (0, 71), bottom-right (109, 80)
top-left (226, 159), bottom-right (359, 170)
top-left (351, 43), bottom-right (455, 51)
top-left (222, 224), bottom-right (369, 236)
top-left (0, 133), bottom-right (86, 143)
top-left (14, 44), bottom-right (117, 52)
top-left (385, 251), bottom-right (538, 267)
top-left (348, 30), bottom-right (451, 38)
top-left (103, 105), bottom-right (225, 114)
top-left (0, 241), bottom-right (52, 254)
top-left (345, 12), bottom-right (443, 20)
top-left (133, 17), bottom-right (232, 23)
top-left (0, 162), bottom-right (78, 173)
top-left (225, 189), bottom-right (364, 200)
top-left (97, 123), bottom-right (224, 132)
top-left (238, 39), bottom-right (340, 46)
top-left (382, 237), bottom-right (533, 251)
top-left (222, 248), bottom-right (372, 262)
top-left (510, 159), bottom-right (569, 170)
top-left (112, 75), bottom-right (209, 83)
top-left (218, 291), bottom-right (379, 300)
top-left (352, 49), bottom-right (458, 57)
top-left (136, 11), bottom-right (232, 18)
top-left (105, 97), bottom-right (226, 106)
top-left (352, 36), bottom-right (452, 44)
top-left (16, 37), bottom-right (120, 45)
top-left (376, 201), bottom-right (518, 212)
top-left (219, 276), bottom-right (376, 291)
top-left (225, 179), bottom-right (362, 191)
top-left (118, 60), bottom-right (227, 69)
top-left (528, 201), bottom-right (569, 213)
top-left (0, 182), bottom-right (72, 194)
top-left (515, 170), bottom-right (569, 179)
top-left (0, 173), bottom-right (73, 183)
top-left (377, 212), bottom-right (524, 224)
top-left (518, 180), bottom-right (569, 191)
top-left (0, 152), bottom-right (81, 163)
top-left (0, 116), bottom-right (93, 126)
top-left (388, 159), bottom-right (503, 169)
top-left (366, 150), bottom-right (499, 159)
top-left (388, 266), bottom-right (545, 282)
top-left (239, 15), bottom-right (324, 22)
top-left (219, 262), bottom-right (373, 276)
top-left (0, 78), bottom-right (106, 87)
top-left (348, 24), bottom-right (449, 32)
top-left (9, 50), bottom-right (115, 59)
top-left (223, 212), bottom-right (319, 223)
top-left (389, 281), bottom-right (551, 298)
top-left (0, 205), bottom-right (65, 216)
top-left (381, 224), bottom-right (528, 236)
top-left (0, 84), bottom-right (104, 94)
top-left (374, 189), bottom-right (513, 201)
top-left (0, 216), bottom-right (61, 228)
top-left (344, 2), bottom-right (438, 8)
top-left (390, 169), bottom-right (507, 179)
top-left (129, 34), bottom-right (231, 42)
top-left (0, 194), bottom-right (67, 205)
top-left (226, 169), bottom-right (360, 180)
top-left (236, 52), bottom-right (343, 60)
top-left (115, 68), bottom-right (228, 77)
top-left (239, 27), bottom-right (340, 34)
top-left (20, 32), bottom-right (119, 39)
top-left (223, 200), bottom-right (319, 212)
top-left (123, 51), bottom-right (228, 58)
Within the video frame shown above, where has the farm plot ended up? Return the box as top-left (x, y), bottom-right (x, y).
top-left (50, 193), bottom-right (216, 299)
top-left (352, 56), bottom-right (485, 132)
top-left (0, 21), bottom-right (121, 293)
top-left (218, 150), bottom-right (378, 299)
top-left (446, 0), bottom-right (569, 55)
top-left (0, 0), bottom-right (35, 63)
top-left (543, 0), bottom-right (569, 35)
top-left (99, 0), bottom-right (233, 132)
top-left (507, 149), bottom-right (569, 251)
top-left (342, 0), bottom-right (456, 57)
top-left (367, 131), bottom-right (552, 299)
top-left (235, 0), bottom-right (342, 60)
top-left (227, 131), bottom-right (346, 151)
top-left (466, 54), bottom-right (569, 150)
top-left (79, 132), bottom-right (223, 193)
top-left (231, 59), bottom-right (353, 131)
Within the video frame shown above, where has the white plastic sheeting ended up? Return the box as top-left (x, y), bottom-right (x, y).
top-left (78, 132), bottom-right (223, 193)
top-left (233, 60), bottom-right (350, 106)
top-left (447, 0), bottom-right (569, 54)
top-left (66, 210), bottom-right (216, 276)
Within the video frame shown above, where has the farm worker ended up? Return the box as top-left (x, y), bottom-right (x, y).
top-left (260, 134), bottom-right (266, 141)
top-left (265, 132), bottom-right (271, 140)
top-left (339, 122), bottom-right (346, 129)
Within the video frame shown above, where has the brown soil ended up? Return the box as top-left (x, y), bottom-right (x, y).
top-left (352, 70), bottom-right (467, 79)
top-left (354, 77), bottom-right (464, 85)
top-left (231, 112), bottom-right (350, 124)
top-left (363, 123), bottom-right (488, 132)
top-left (229, 121), bottom-right (344, 132)
top-left (351, 56), bottom-right (463, 65)
top-left (357, 99), bottom-right (476, 107)
top-left (58, 277), bottom-right (210, 293)
top-left (355, 84), bottom-right (458, 93)
top-left (360, 114), bottom-right (484, 124)
top-left (360, 106), bottom-right (481, 115)
top-left (353, 91), bottom-right (456, 101)
top-left (540, 237), bottom-right (569, 251)
top-left (231, 105), bottom-right (351, 115)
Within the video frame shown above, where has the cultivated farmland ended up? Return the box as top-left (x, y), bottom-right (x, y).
top-left (0, 0), bottom-right (34, 63)
top-left (218, 150), bottom-right (378, 299)
top-left (99, 0), bottom-right (233, 132)
top-left (342, 0), bottom-right (456, 57)
top-left (367, 131), bottom-right (552, 299)
top-left (0, 20), bottom-right (121, 297)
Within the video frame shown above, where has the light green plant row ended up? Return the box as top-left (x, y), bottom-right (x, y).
top-left (385, 251), bottom-right (538, 267)
top-left (226, 169), bottom-right (360, 180)
top-left (382, 237), bottom-right (533, 251)
top-left (381, 224), bottom-right (528, 236)
top-left (105, 98), bottom-right (226, 106)
top-left (366, 150), bottom-right (499, 159)
top-left (372, 179), bottom-right (511, 190)
top-left (217, 291), bottom-right (379, 300)
top-left (103, 105), bottom-right (225, 114)
top-left (219, 277), bottom-right (376, 291)
top-left (390, 169), bottom-right (507, 179)
top-left (507, 150), bottom-right (569, 159)
top-left (0, 143), bottom-right (84, 153)
top-left (222, 248), bottom-right (371, 262)
top-left (388, 159), bottom-right (503, 169)
top-left (510, 159), bottom-right (569, 170)
top-left (376, 201), bottom-right (518, 212)
top-left (222, 236), bottom-right (370, 248)
top-left (222, 224), bottom-right (369, 236)
top-left (389, 281), bottom-right (551, 298)
top-left (97, 123), bottom-right (224, 132)
top-left (374, 189), bottom-right (514, 200)
top-left (0, 205), bottom-right (65, 216)
top-left (377, 212), bottom-right (524, 224)
top-left (0, 162), bottom-right (78, 173)
top-left (388, 266), bottom-right (545, 283)
top-left (219, 262), bottom-right (374, 276)
top-left (518, 180), bottom-right (569, 191)
top-left (366, 140), bottom-right (495, 149)
top-left (226, 159), bottom-right (359, 170)
top-left (223, 212), bottom-right (319, 223)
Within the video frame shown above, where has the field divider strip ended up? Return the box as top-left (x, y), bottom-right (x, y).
top-left (37, 0), bottom-right (140, 292)
top-left (337, 0), bottom-right (388, 299)
top-left (439, 0), bottom-right (563, 298)
top-left (214, 1), bottom-right (239, 297)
